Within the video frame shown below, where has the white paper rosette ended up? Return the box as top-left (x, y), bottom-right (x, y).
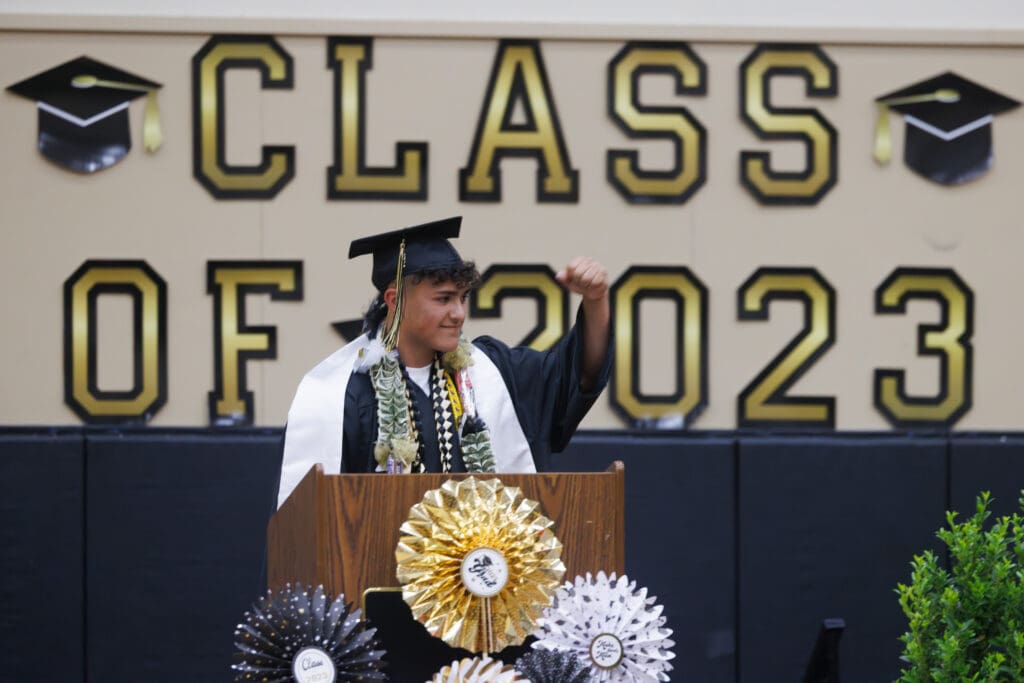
top-left (532, 571), bottom-right (675, 681)
top-left (429, 655), bottom-right (525, 682)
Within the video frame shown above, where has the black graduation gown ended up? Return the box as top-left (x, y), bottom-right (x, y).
top-left (339, 311), bottom-right (612, 473)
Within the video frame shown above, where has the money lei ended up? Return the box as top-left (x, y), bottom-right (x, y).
top-left (460, 430), bottom-right (496, 474)
top-left (369, 353), bottom-right (418, 471)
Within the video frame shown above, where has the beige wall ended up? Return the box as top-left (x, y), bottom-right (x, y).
top-left (1, 25), bottom-right (1022, 429)
top-left (4, 0), bottom-right (1024, 30)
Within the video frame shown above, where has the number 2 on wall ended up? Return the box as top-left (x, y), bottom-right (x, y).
top-left (736, 267), bottom-right (836, 428)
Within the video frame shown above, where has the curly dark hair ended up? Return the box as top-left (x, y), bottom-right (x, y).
top-left (362, 262), bottom-right (481, 333)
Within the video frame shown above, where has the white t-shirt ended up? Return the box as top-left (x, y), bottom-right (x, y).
top-left (406, 364), bottom-right (431, 396)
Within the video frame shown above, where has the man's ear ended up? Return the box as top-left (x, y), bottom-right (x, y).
top-left (383, 284), bottom-right (398, 309)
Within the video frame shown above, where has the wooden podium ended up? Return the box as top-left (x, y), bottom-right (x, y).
top-left (267, 462), bottom-right (625, 601)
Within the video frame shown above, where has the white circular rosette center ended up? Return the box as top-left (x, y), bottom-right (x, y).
top-left (292, 646), bottom-right (336, 683)
top-left (589, 633), bottom-right (624, 669)
top-left (460, 547), bottom-right (509, 598)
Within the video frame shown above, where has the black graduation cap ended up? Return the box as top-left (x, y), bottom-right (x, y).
top-left (6, 56), bottom-right (162, 173)
top-left (349, 216), bottom-right (465, 291)
top-left (874, 71), bottom-right (1020, 185)
top-left (349, 216), bottom-right (466, 351)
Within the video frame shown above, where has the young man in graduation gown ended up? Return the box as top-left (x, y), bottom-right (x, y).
top-left (276, 216), bottom-right (612, 507)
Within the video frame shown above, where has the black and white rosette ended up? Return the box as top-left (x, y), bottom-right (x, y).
top-left (232, 582), bottom-right (386, 682)
top-left (515, 649), bottom-right (591, 683)
top-left (532, 572), bottom-right (675, 682)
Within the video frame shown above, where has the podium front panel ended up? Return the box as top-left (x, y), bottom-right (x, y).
top-left (268, 467), bottom-right (624, 604)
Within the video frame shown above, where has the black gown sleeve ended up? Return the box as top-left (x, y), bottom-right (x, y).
top-left (472, 305), bottom-right (612, 470)
top-left (341, 372), bottom-right (378, 473)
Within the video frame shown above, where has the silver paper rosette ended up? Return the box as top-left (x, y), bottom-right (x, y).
top-left (232, 582), bottom-right (386, 682)
top-left (532, 571), bottom-right (675, 681)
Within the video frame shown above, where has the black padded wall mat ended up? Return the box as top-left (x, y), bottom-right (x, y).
top-left (950, 435), bottom-right (1024, 519)
top-left (0, 430), bottom-right (84, 683)
top-left (737, 436), bottom-right (947, 683)
top-left (84, 430), bottom-right (282, 683)
top-left (560, 433), bottom-right (737, 683)
top-left (4, 428), bottom-right (1024, 683)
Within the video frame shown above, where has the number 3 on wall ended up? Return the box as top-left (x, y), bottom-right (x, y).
top-left (873, 267), bottom-right (974, 429)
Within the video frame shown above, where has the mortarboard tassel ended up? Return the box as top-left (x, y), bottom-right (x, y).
top-left (142, 89), bottom-right (162, 152)
top-left (873, 101), bottom-right (894, 165)
top-left (71, 73), bottom-right (163, 152)
top-left (874, 88), bottom-right (959, 165)
top-left (382, 239), bottom-right (407, 353)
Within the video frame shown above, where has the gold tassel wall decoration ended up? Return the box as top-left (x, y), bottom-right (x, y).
top-left (142, 89), bottom-right (162, 152)
top-left (873, 101), bottom-right (894, 165)
top-left (874, 88), bottom-right (959, 164)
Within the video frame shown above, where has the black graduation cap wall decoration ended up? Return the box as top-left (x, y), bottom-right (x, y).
top-left (874, 72), bottom-right (1020, 185)
top-left (6, 56), bottom-right (163, 173)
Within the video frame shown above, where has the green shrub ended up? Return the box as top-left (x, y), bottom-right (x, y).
top-left (895, 491), bottom-right (1024, 682)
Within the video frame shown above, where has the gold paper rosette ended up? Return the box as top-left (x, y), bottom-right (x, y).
top-left (395, 477), bottom-right (565, 652)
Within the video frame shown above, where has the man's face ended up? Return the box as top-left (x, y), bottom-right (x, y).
top-left (397, 277), bottom-right (470, 363)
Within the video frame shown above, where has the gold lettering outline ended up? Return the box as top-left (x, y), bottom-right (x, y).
top-left (191, 35), bottom-right (296, 199)
top-left (606, 41), bottom-right (707, 204)
top-left (737, 267), bottom-right (836, 428)
top-left (207, 260), bottom-right (303, 426)
top-left (459, 39), bottom-right (579, 203)
top-left (873, 267), bottom-right (973, 428)
top-left (738, 43), bottom-right (838, 205)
